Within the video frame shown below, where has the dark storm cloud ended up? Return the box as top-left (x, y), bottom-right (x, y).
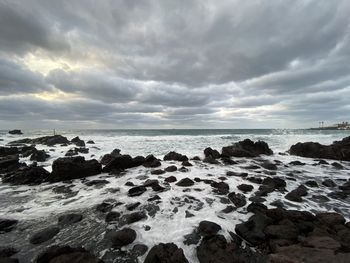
top-left (0, 0), bottom-right (350, 128)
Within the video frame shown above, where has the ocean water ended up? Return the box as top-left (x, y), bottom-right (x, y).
top-left (1, 129), bottom-right (350, 263)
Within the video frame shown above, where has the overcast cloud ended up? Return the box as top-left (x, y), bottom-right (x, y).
top-left (0, 0), bottom-right (349, 129)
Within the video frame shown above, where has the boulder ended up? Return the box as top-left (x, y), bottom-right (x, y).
top-left (128, 186), bottom-right (147, 197)
top-left (198, 221), bottom-right (222, 237)
top-left (143, 155), bottom-right (161, 168)
top-left (144, 243), bottom-right (188, 263)
top-left (238, 184), bottom-right (254, 192)
top-left (0, 219), bottom-right (18, 233)
top-left (285, 185), bottom-right (308, 203)
top-left (29, 226), bottom-right (60, 245)
top-left (2, 165), bottom-right (50, 185)
top-left (9, 135), bottom-right (70, 146)
top-left (228, 192), bottom-right (246, 208)
top-left (30, 149), bottom-right (50, 162)
top-left (49, 156), bottom-right (101, 182)
top-left (58, 213), bottom-right (83, 226)
top-left (71, 136), bottom-right (85, 147)
top-left (289, 137), bottom-right (350, 161)
top-left (204, 147), bottom-right (221, 159)
top-left (163, 151), bottom-right (188, 162)
top-left (34, 245), bottom-right (103, 263)
top-left (176, 178), bottom-right (194, 187)
top-left (100, 149), bottom-right (121, 165)
top-left (222, 139), bottom-right (273, 158)
top-left (107, 228), bottom-right (136, 248)
top-left (8, 130), bottom-right (22, 135)
top-left (165, 165), bottom-right (177, 172)
top-left (102, 154), bottom-right (138, 172)
top-left (0, 146), bottom-right (36, 158)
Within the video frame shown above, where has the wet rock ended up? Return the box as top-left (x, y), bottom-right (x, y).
top-left (131, 244), bottom-right (148, 257)
top-left (339, 181), bottom-right (350, 191)
top-left (238, 184), bottom-right (254, 192)
top-left (30, 149), bottom-right (50, 162)
top-left (65, 147), bottom-right (89, 157)
top-left (163, 151), bottom-right (188, 162)
top-left (178, 166), bottom-right (189, 172)
top-left (105, 211), bottom-right (121, 223)
top-left (49, 156), bottom-right (101, 182)
top-left (85, 179), bottom-right (109, 187)
top-left (10, 135), bottom-right (70, 146)
top-left (176, 178), bottom-right (194, 187)
top-left (144, 243), bottom-right (188, 263)
top-left (285, 185), bottom-right (308, 202)
top-left (96, 202), bottom-right (115, 213)
top-left (221, 157), bottom-right (238, 165)
top-left (58, 213), bottom-right (83, 226)
top-left (8, 130), bottom-right (22, 135)
top-left (100, 149), bottom-right (121, 165)
top-left (34, 245), bottom-right (103, 263)
top-left (0, 247), bottom-right (18, 258)
top-left (182, 160), bottom-right (193, 167)
top-left (183, 230), bottom-right (201, 245)
top-left (203, 155), bottom-right (220, 164)
top-left (128, 186), bottom-right (147, 197)
top-left (222, 205), bottom-right (235, 213)
top-left (198, 221), bottom-right (221, 237)
top-left (247, 202), bottom-right (268, 214)
top-left (0, 155), bottom-right (20, 171)
top-left (228, 192), bottom-right (246, 208)
top-left (102, 154), bottom-right (139, 172)
top-left (222, 139), bottom-right (273, 158)
top-left (165, 165), bottom-right (177, 172)
top-left (126, 202), bottom-right (141, 211)
top-left (71, 136), bottom-right (85, 147)
top-left (306, 180), bottom-right (319, 187)
top-left (107, 228), bottom-right (136, 248)
top-left (322, 179), bottom-right (336, 187)
top-left (191, 156), bottom-right (201, 161)
top-left (332, 162), bottom-right (344, 169)
top-left (289, 137), bottom-right (350, 161)
top-left (185, 210), bottom-right (194, 218)
top-left (143, 154), bottom-right (161, 168)
top-left (151, 169), bottom-right (165, 175)
top-left (165, 176), bottom-right (177, 183)
top-left (226, 171), bottom-right (248, 178)
top-left (264, 223), bottom-right (299, 240)
top-left (119, 212), bottom-right (147, 226)
top-left (29, 226), bottom-right (60, 245)
top-left (2, 165), bottom-right (50, 185)
top-left (0, 219), bottom-right (18, 233)
top-left (204, 147), bottom-right (221, 159)
top-left (87, 140), bottom-right (95, 144)
top-left (261, 161), bottom-right (278, 170)
top-left (211, 181), bottom-right (229, 195)
top-left (316, 212), bottom-right (345, 226)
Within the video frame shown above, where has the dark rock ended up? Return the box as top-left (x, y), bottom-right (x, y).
top-left (339, 181), bottom-right (350, 191)
top-left (30, 149), bottom-right (50, 162)
top-left (34, 245), bottom-right (103, 263)
top-left (128, 186), bottom-right (147, 197)
top-left (119, 212), bottom-right (147, 226)
top-left (151, 169), bottom-right (165, 175)
top-left (29, 226), bottom-right (60, 245)
top-left (102, 154), bottom-right (138, 172)
top-left (260, 161), bottom-right (278, 170)
top-left (71, 136), bottom-right (85, 147)
top-left (107, 228), bottom-right (136, 248)
top-left (285, 185), bottom-right (308, 202)
top-left (178, 166), bottom-right (189, 172)
top-left (238, 184), bottom-right (254, 192)
top-left (316, 212), bottom-right (345, 226)
top-left (264, 223), bottom-right (299, 240)
top-left (332, 162), bottom-right (344, 169)
top-left (0, 155), bottom-right (20, 171)
top-left (165, 176), bottom-right (177, 183)
top-left (131, 244), bottom-right (148, 257)
top-left (0, 219), bottom-right (18, 233)
top-left (211, 181), bottom-right (229, 195)
top-left (65, 147), bottom-right (89, 157)
top-left (144, 243), bottom-right (188, 263)
top-left (322, 179), bottom-right (336, 187)
top-left (198, 221), bottom-right (221, 237)
top-left (143, 155), bottom-right (161, 168)
top-left (96, 202), bottom-right (115, 213)
top-left (0, 247), bottom-right (18, 258)
top-left (100, 149), bottom-right (121, 165)
top-left (247, 202), bottom-right (268, 214)
top-left (105, 211), bottom-right (121, 223)
top-left (176, 178), bottom-right (194, 187)
top-left (221, 157), bottom-right (238, 165)
top-left (183, 230), bottom-right (201, 245)
top-left (2, 165), bottom-right (50, 185)
top-left (203, 156), bottom-right (220, 164)
top-left (306, 180), bottom-right (319, 187)
top-left (182, 161), bottom-right (193, 167)
top-left (126, 202), bottom-right (141, 211)
top-left (58, 213), bottom-right (83, 226)
top-left (49, 156), bottom-right (101, 182)
top-left (222, 139), bottom-right (273, 158)
top-left (289, 137), bottom-right (350, 161)
top-left (289, 160), bottom-right (306, 166)
top-left (85, 179), bottom-right (109, 187)
top-left (185, 210), bottom-right (194, 218)
top-left (8, 130), bottom-right (22, 135)
top-left (10, 135), bottom-right (70, 146)
top-left (204, 147), bottom-right (221, 159)
top-left (86, 140), bottom-right (95, 144)
top-left (125, 181), bottom-right (134, 187)
top-left (222, 205), bottom-right (235, 213)
top-left (228, 192), bottom-right (246, 208)
top-left (226, 171), bottom-right (248, 178)
top-left (164, 151), bottom-right (188, 162)
top-left (191, 156), bottom-right (201, 161)
top-left (165, 165), bottom-right (177, 172)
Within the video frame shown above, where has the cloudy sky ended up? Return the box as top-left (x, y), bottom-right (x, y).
top-left (0, 0), bottom-right (349, 129)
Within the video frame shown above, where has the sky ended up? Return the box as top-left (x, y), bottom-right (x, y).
top-left (0, 0), bottom-right (350, 129)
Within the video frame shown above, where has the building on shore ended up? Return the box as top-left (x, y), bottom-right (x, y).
top-left (310, 121), bottom-right (350, 130)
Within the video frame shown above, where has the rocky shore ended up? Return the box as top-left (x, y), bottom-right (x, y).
top-left (1, 134), bottom-right (350, 262)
